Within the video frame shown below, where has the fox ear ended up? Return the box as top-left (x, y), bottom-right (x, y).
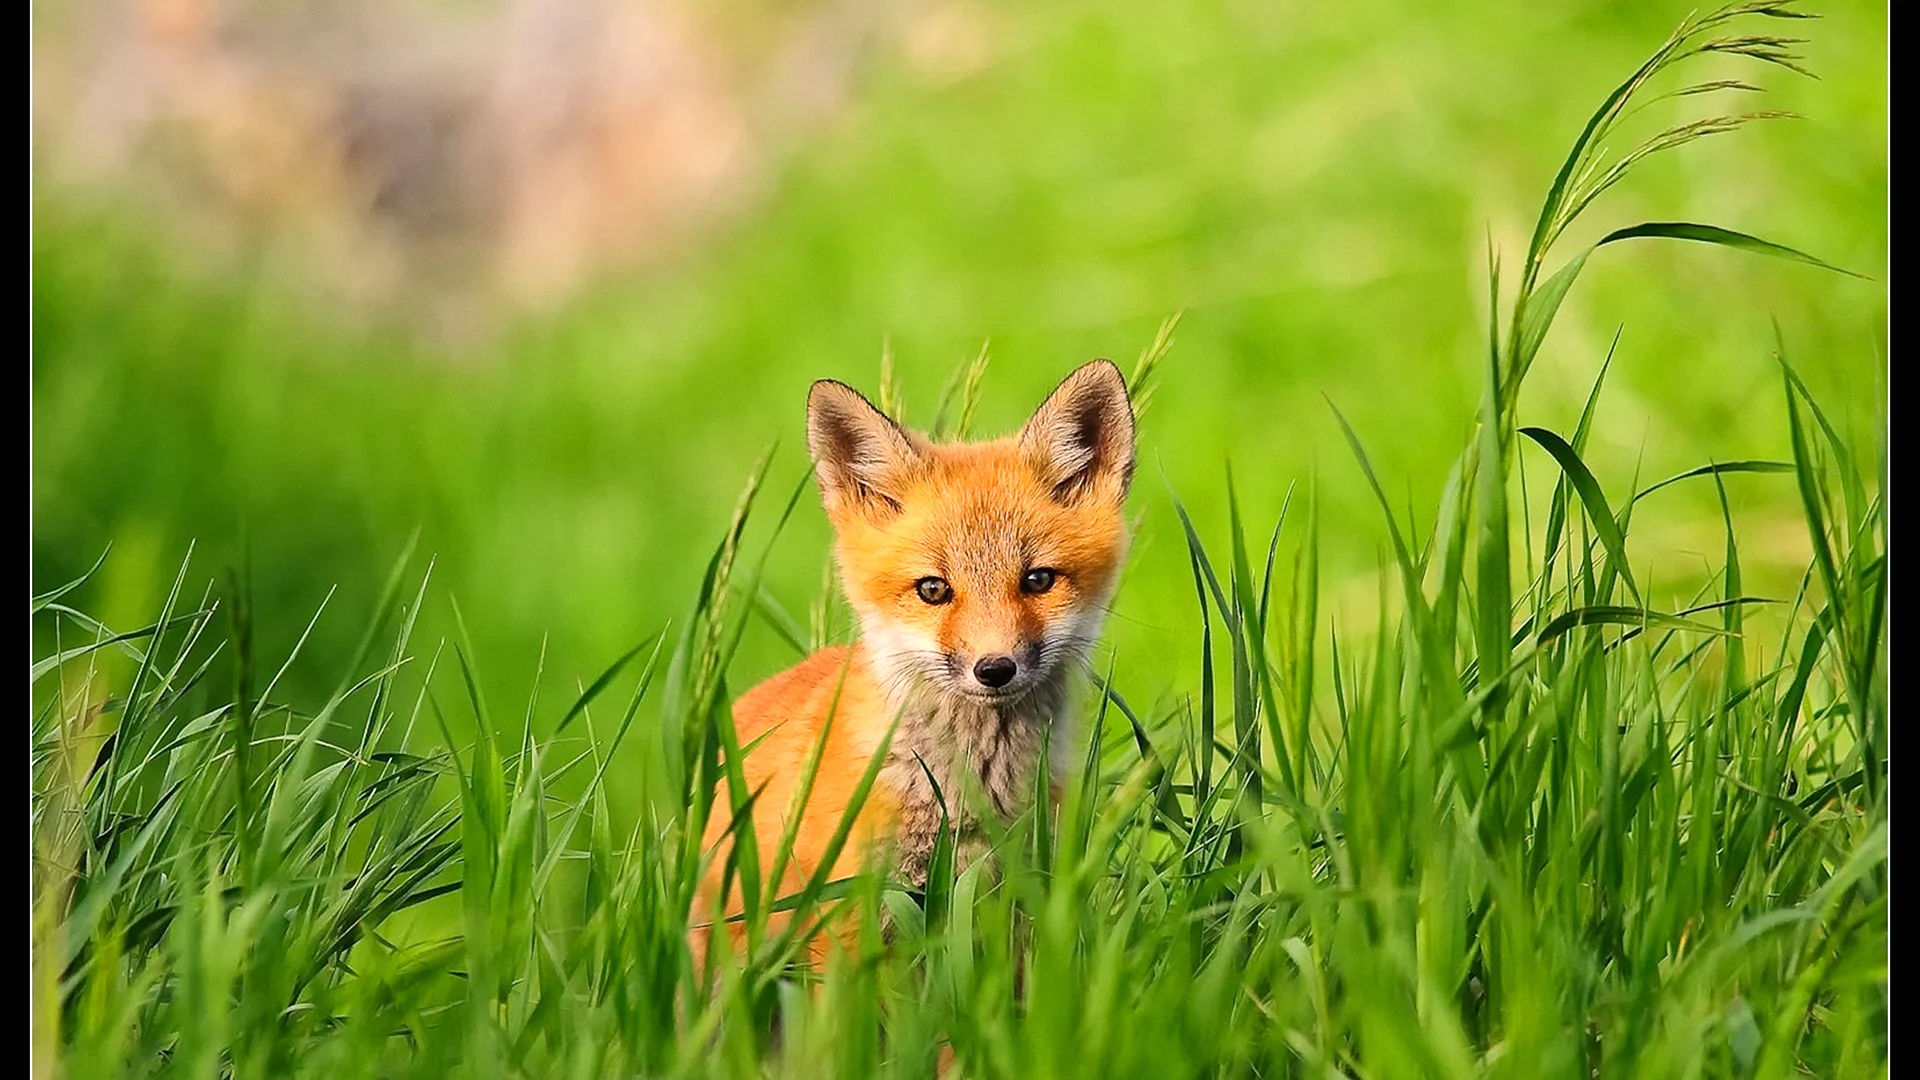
top-left (808, 380), bottom-right (923, 517)
top-left (1019, 360), bottom-right (1135, 505)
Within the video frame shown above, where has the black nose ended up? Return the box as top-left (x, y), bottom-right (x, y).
top-left (973, 655), bottom-right (1018, 689)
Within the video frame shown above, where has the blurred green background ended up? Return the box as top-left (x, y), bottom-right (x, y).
top-left (32, 0), bottom-right (1886, 725)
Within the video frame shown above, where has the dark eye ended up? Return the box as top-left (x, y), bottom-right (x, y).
top-left (1020, 568), bottom-right (1057, 595)
top-left (915, 577), bottom-right (953, 605)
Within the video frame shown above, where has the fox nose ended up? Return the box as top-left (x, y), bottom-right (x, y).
top-left (972, 655), bottom-right (1018, 689)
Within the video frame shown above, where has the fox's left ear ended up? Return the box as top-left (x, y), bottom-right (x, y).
top-left (1020, 359), bottom-right (1136, 505)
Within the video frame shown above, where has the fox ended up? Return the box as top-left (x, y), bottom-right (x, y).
top-left (691, 358), bottom-right (1136, 971)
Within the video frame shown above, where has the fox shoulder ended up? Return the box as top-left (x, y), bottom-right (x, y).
top-left (731, 645), bottom-right (854, 741)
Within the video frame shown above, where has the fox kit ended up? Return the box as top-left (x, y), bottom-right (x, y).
top-left (693, 359), bottom-right (1135, 967)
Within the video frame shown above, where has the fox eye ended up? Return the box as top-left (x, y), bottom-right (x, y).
top-left (1020, 568), bottom-right (1057, 595)
top-left (915, 577), bottom-right (953, 605)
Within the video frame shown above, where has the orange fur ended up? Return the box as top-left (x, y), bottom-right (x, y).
top-left (690, 645), bottom-right (899, 969)
top-left (692, 360), bottom-right (1135, 977)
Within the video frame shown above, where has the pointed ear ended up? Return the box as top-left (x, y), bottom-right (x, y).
top-left (807, 380), bottom-right (923, 517)
top-left (1019, 359), bottom-right (1136, 505)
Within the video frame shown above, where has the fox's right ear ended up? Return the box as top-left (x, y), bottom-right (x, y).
top-left (807, 380), bottom-right (923, 517)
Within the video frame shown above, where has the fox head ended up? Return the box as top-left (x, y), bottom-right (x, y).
top-left (807, 360), bottom-right (1135, 709)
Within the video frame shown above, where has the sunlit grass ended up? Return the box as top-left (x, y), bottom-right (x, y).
top-left (31, 5), bottom-right (1884, 1077)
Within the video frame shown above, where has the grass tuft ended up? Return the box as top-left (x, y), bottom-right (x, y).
top-left (31, 4), bottom-right (1883, 1077)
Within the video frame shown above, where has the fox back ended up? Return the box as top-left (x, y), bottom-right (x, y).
top-left (692, 359), bottom-right (1135, 969)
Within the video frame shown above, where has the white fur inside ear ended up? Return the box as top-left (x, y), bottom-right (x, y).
top-left (1027, 412), bottom-right (1099, 481)
top-left (808, 381), bottom-right (920, 511)
top-left (1019, 361), bottom-right (1136, 503)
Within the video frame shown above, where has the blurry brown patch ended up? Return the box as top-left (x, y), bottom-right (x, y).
top-left (31, 0), bottom-right (911, 343)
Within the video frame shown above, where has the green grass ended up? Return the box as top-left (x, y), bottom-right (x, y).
top-left (32, 3), bottom-right (1885, 1077)
top-left (30, 0), bottom-right (1887, 721)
